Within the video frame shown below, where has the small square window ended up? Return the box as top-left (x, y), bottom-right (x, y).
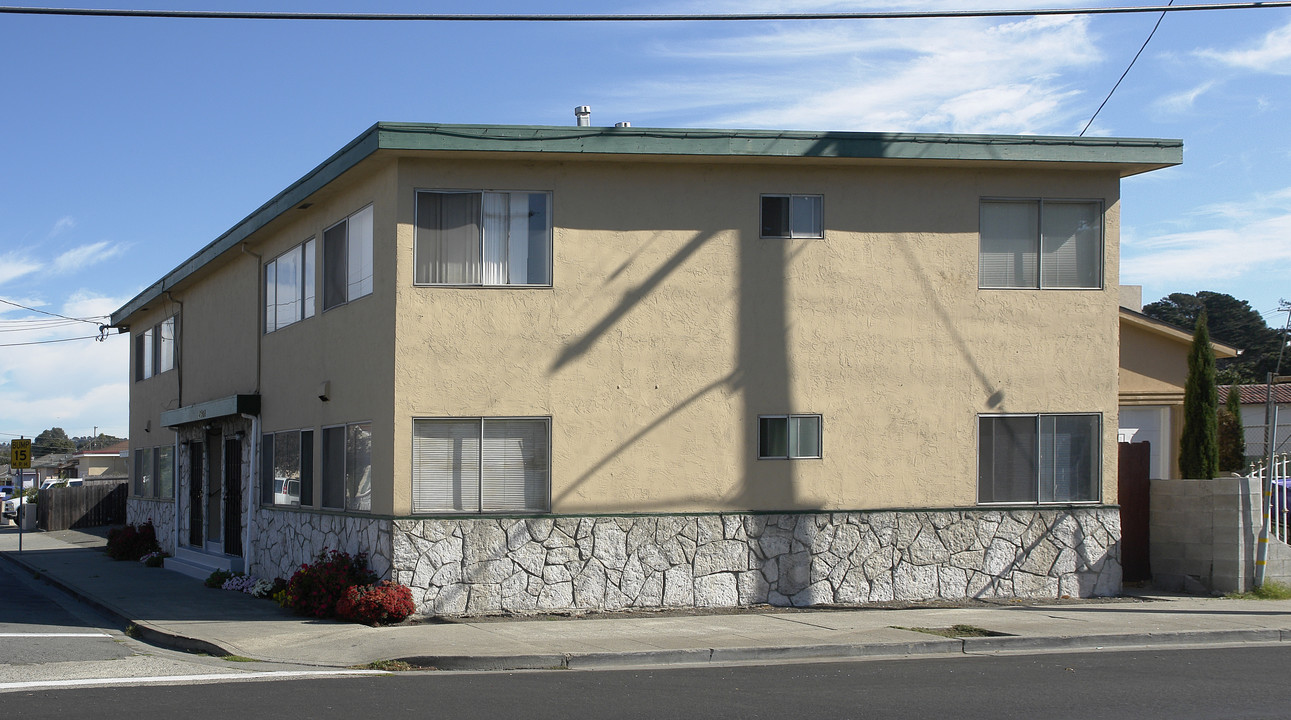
top-left (761, 195), bottom-right (822, 239)
top-left (758, 415), bottom-right (822, 459)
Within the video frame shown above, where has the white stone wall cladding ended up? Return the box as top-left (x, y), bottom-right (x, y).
top-left (391, 508), bottom-right (1122, 616)
top-left (250, 508), bottom-right (393, 583)
top-left (126, 498), bottom-right (177, 555)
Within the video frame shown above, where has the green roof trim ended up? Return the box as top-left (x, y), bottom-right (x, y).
top-left (111, 122), bottom-right (1182, 326)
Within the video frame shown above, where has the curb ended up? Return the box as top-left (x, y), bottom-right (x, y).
top-left (0, 549), bottom-right (237, 659)
top-left (392, 629), bottom-right (1290, 672)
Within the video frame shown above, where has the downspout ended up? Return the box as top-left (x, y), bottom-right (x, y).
top-left (241, 412), bottom-right (260, 573)
top-left (164, 290), bottom-right (183, 553)
top-left (240, 243), bottom-right (263, 569)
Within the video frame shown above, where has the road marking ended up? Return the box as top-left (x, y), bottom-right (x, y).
top-left (0, 669), bottom-right (389, 691)
top-left (0, 632), bottom-right (111, 638)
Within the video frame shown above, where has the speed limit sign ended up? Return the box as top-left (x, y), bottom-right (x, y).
top-left (11, 438), bottom-right (31, 469)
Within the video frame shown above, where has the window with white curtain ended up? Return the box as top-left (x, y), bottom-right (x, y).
top-left (323, 205), bottom-right (374, 310)
top-left (414, 190), bottom-right (552, 286)
top-left (412, 417), bottom-right (550, 513)
top-left (979, 199), bottom-right (1102, 289)
top-left (265, 239), bottom-right (315, 332)
top-left (978, 413), bottom-right (1101, 504)
top-left (134, 315), bottom-right (178, 381)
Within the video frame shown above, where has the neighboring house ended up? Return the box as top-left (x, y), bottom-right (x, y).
top-left (1217, 384), bottom-right (1291, 463)
top-left (73, 440), bottom-right (131, 481)
top-left (29, 453), bottom-right (75, 486)
top-left (1118, 304), bottom-right (1239, 479)
top-left (111, 119), bottom-right (1182, 614)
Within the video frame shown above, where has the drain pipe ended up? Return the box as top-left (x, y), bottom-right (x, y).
top-left (241, 412), bottom-right (260, 573)
top-left (239, 242), bottom-right (263, 571)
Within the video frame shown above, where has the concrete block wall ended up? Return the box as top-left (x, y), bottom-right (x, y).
top-left (1150, 476), bottom-right (1291, 593)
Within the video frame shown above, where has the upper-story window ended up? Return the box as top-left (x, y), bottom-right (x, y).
top-left (134, 315), bottom-right (176, 381)
top-left (414, 190), bottom-right (552, 286)
top-left (979, 199), bottom-right (1103, 289)
top-left (761, 194), bottom-right (823, 238)
top-left (265, 239), bottom-right (315, 332)
top-left (323, 205), bottom-right (374, 311)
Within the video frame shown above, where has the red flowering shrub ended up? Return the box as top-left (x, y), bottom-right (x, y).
top-left (106, 520), bottom-right (160, 561)
top-left (283, 549), bottom-right (377, 618)
top-left (336, 581), bottom-right (416, 626)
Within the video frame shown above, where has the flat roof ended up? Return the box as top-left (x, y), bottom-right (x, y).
top-left (111, 122), bottom-right (1184, 326)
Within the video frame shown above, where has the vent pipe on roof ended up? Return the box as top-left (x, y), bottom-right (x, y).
top-left (575, 105), bottom-right (591, 126)
top-left (615, 122), bottom-right (631, 128)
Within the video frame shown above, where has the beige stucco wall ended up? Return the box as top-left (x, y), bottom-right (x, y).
top-left (123, 160), bottom-right (399, 514)
top-left (1119, 318), bottom-right (1190, 399)
top-left (390, 155), bottom-right (1123, 515)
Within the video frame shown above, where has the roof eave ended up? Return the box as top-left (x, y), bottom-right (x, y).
top-left (111, 123), bottom-right (1182, 326)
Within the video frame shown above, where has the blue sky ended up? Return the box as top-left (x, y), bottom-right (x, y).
top-left (1, 1), bottom-right (1289, 442)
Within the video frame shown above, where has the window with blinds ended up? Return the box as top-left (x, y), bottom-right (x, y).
top-left (414, 190), bottom-right (552, 286)
top-left (979, 199), bottom-right (1102, 289)
top-left (412, 418), bottom-right (550, 514)
top-left (978, 414), bottom-right (1100, 504)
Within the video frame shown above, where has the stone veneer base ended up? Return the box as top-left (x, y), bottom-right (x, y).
top-left (390, 507), bottom-right (1122, 616)
top-left (127, 497), bottom-right (178, 555)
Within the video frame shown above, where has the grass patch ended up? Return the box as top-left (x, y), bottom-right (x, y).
top-left (897, 624), bottom-right (1004, 638)
top-left (1226, 581), bottom-right (1291, 600)
top-left (222, 655), bottom-right (258, 663)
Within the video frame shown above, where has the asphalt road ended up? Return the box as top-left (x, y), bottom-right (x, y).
top-left (0, 558), bottom-right (129, 665)
top-left (5, 644), bottom-right (1290, 719)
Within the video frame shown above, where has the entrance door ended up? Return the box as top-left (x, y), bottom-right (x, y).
top-left (223, 437), bottom-right (243, 557)
top-left (188, 441), bottom-right (204, 547)
top-left (205, 432), bottom-right (223, 553)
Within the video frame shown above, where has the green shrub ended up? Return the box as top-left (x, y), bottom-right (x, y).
top-left (205, 569), bottom-right (234, 588)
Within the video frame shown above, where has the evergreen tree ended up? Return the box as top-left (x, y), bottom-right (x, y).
top-left (1143, 291), bottom-right (1285, 384)
top-left (32, 427), bottom-right (76, 456)
top-left (1217, 385), bottom-right (1247, 473)
top-left (1179, 311), bottom-right (1219, 479)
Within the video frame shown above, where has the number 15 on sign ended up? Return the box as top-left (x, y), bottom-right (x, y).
top-left (11, 438), bottom-right (31, 469)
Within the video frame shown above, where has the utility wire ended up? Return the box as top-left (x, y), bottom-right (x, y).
top-left (1, 2), bottom-right (1290, 22)
top-left (1080, 0), bottom-right (1174, 136)
top-left (0, 333), bottom-right (111, 348)
top-left (0, 298), bottom-right (105, 325)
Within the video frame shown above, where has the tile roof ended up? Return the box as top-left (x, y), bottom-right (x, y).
top-left (1218, 384), bottom-right (1291, 405)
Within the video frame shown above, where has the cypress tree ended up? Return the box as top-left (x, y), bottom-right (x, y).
top-left (1179, 310), bottom-right (1219, 479)
top-left (1217, 385), bottom-right (1247, 472)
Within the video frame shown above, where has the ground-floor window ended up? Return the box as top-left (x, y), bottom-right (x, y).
top-left (261, 429), bottom-right (313, 507)
top-left (133, 445), bottom-right (175, 499)
top-left (322, 422), bottom-right (370, 512)
top-left (412, 417), bottom-right (550, 513)
top-left (978, 413), bottom-right (1101, 504)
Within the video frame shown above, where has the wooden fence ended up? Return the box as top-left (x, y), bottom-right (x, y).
top-left (37, 482), bottom-right (127, 531)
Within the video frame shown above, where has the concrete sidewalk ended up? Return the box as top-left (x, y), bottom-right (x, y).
top-left (3, 525), bottom-right (1289, 671)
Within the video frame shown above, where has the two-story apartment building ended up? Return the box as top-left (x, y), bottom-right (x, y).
top-left (112, 121), bottom-right (1181, 615)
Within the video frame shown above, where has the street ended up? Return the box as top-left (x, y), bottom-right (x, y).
top-left (5, 640), bottom-right (1291, 719)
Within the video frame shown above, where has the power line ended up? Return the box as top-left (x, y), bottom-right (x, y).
top-left (1, 2), bottom-right (1290, 22)
top-left (0, 333), bottom-right (111, 348)
top-left (1079, 0), bottom-right (1174, 136)
top-left (0, 298), bottom-right (105, 325)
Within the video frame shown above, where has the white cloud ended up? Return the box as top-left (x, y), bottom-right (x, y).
top-left (1121, 187), bottom-right (1291, 286)
top-left (0, 252), bottom-right (42, 286)
top-left (1197, 20), bottom-right (1291, 75)
top-left (1152, 81), bottom-right (1214, 116)
top-left (620, 14), bottom-right (1100, 134)
top-left (48, 216), bottom-right (77, 238)
top-left (50, 241), bottom-right (127, 275)
top-left (0, 290), bottom-right (134, 438)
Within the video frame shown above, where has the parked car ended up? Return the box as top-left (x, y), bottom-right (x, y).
top-left (2, 493), bottom-right (24, 519)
